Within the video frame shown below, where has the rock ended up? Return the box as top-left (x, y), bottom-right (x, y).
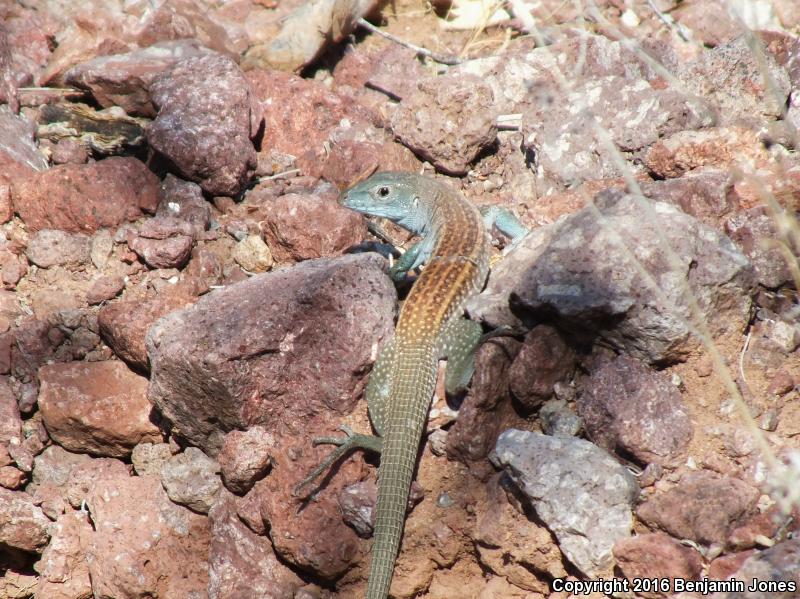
top-left (25, 230), bottom-right (91, 269)
top-left (232, 234), bottom-right (273, 273)
top-left (317, 138), bottom-right (422, 190)
top-left (49, 138), bottom-right (89, 165)
top-left (0, 466), bottom-right (26, 490)
top-left (63, 456), bottom-right (129, 510)
top-left (539, 399), bottom-right (581, 437)
top-left (471, 190), bottom-right (754, 365)
top-left (491, 429), bottom-right (639, 576)
top-left (30, 445), bottom-right (94, 491)
top-left (85, 470), bottom-right (211, 598)
top-left (148, 52), bottom-right (258, 197)
top-left (242, 444), bottom-right (363, 580)
top-left (161, 446), bottom-right (221, 514)
top-left (208, 490), bottom-right (304, 599)
top-left (147, 253), bottom-right (395, 454)
top-left (85, 275), bottom-right (125, 305)
top-left (636, 470), bottom-right (760, 544)
top-left (249, 186), bottom-right (366, 263)
top-left (0, 106), bottom-right (46, 175)
top-left (156, 174), bottom-right (211, 236)
top-left (644, 127), bottom-right (770, 179)
top-left (674, 0), bottom-right (745, 47)
top-left (33, 510), bottom-right (93, 599)
top-left (0, 377), bottom-right (22, 446)
top-left (98, 290), bottom-right (196, 372)
top-left (390, 74), bottom-right (498, 175)
top-left (676, 36), bottom-right (791, 126)
top-left (218, 426), bottom-right (275, 494)
top-left (0, 487), bottom-right (50, 553)
top-left (38, 360), bottom-right (162, 458)
top-left (446, 337), bottom-right (521, 463)
top-left (473, 475), bottom-right (566, 594)
top-left (129, 218), bottom-right (195, 269)
top-left (579, 354), bottom-right (693, 465)
top-left (639, 168), bottom-right (735, 228)
top-left (613, 533), bottom-right (703, 597)
top-left (708, 549), bottom-right (757, 580)
top-left (65, 40), bottom-right (215, 117)
top-left (522, 75), bottom-right (714, 189)
top-left (725, 207), bottom-right (793, 289)
top-left (339, 480), bottom-right (378, 538)
top-left (246, 69), bottom-right (378, 177)
top-left (131, 441), bottom-right (172, 477)
top-left (507, 325), bottom-right (576, 410)
top-left (13, 156), bottom-right (159, 233)
top-left (720, 539), bottom-right (800, 598)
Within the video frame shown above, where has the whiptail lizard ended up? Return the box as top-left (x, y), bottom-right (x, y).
top-left (297, 171), bottom-right (522, 599)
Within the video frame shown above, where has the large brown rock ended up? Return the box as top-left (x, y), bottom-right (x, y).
top-left (147, 253), bottom-right (396, 454)
top-left (13, 157), bottom-right (159, 233)
top-left (507, 325), bottom-right (575, 410)
top-left (34, 510), bottom-right (93, 599)
top-left (147, 52), bottom-right (258, 197)
top-left (38, 360), bottom-right (162, 458)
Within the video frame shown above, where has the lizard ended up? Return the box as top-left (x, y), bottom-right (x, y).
top-left (296, 171), bottom-right (523, 599)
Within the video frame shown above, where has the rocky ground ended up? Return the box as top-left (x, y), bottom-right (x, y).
top-left (0, 0), bottom-right (799, 598)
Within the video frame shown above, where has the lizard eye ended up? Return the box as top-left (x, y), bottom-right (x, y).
top-left (377, 186), bottom-right (390, 198)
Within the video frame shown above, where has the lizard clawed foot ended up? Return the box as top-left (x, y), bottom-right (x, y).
top-left (479, 324), bottom-right (527, 344)
top-left (293, 426), bottom-right (382, 498)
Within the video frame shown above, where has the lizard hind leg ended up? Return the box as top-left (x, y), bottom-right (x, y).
top-left (439, 317), bottom-right (484, 396)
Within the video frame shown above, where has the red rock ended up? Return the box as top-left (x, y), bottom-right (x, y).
top-left (0, 465), bottom-right (26, 489)
top-left (613, 533), bottom-right (703, 597)
top-left (728, 506), bottom-right (784, 550)
top-left (446, 337), bottom-right (521, 463)
top-left (98, 289), bottom-right (196, 372)
top-left (0, 376), bottom-right (21, 446)
top-left (13, 157), bottom-right (160, 233)
top-left (147, 253), bottom-right (395, 454)
top-left (508, 325), bottom-right (575, 410)
top-left (768, 371), bottom-right (795, 396)
top-left (85, 471), bottom-right (211, 598)
top-left (147, 53), bottom-right (258, 196)
top-left (318, 139), bottom-right (421, 190)
top-left (86, 275), bottom-right (125, 305)
top-left (636, 471), bottom-right (760, 544)
top-left (34, 510), bottom-right (93, 599)
top-left (0, 106), bottom-right (47, 178)
top-left (129, 231), bottom-right (194, 269)
top-left (0, 487), bottom-right (50, 553)
top-left (0, 182), bottom-right (12, 224)
top-left (644, 127), bottom-right (769, 179)
top-left (38, 360), bottom-right (162, 458)
top-left (244, 444), bottom-right (364, 580)
top-left (390, 74), bottom-right (498, 175)
top-left (218, 426), bottom-right (276, 494)
top-left (725, 207), bottom-right (793, 289)
top-left (640, 168), bottom-right (735, 228)
top-left (64, 457), bottom-right (130, 509)
top-left (208, 490), bottom-right (304, 598)
top-left (247, 69), bottom-right (378, 176)
top-left (0, 251), bottom-right (26, 288)
top-left (251, 187), bottom-right (366, 262)
top-left (156, 174), bottom-right (211, 236)
top-left (2, 6), bottom-right (57, 89)
top-left (578, 354), bottom-right (693, 466)
top-left (49, 138), bottom-right (89, 165)
top-left (707, 549), bottom-right (756, 579)
top-left (65, 40), bottom-right (215, 117)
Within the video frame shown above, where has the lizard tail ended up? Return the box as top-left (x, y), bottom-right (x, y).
top-left (365, 342), bottom-right (438, 599)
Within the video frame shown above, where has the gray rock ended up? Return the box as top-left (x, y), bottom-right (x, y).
top-left (579, 354), bottom-right (693, 465)
top-left (147, 253), bottom-right (396, 454)
top-left (539, 399), bottom-right (581, 437)
top-left (26, 230), bottom-right (91, 269)
top-left (491, 429), bottom-right (639, 576)
top-left (131, 442), bottom-right (172, 477)
top-left (161, 447), bottom-right (221, 514)
top-left (156, 175), bottom-right (211, 237)
top-left (715, 539), bottom-right (800, 598)
top-left (470, 190), bottom-right (754, 364)
top-left (725, 207), bottom-right (793, 289)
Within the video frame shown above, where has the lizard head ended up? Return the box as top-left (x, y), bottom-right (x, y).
top-left (339, 171), bottom-right (431, 234)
